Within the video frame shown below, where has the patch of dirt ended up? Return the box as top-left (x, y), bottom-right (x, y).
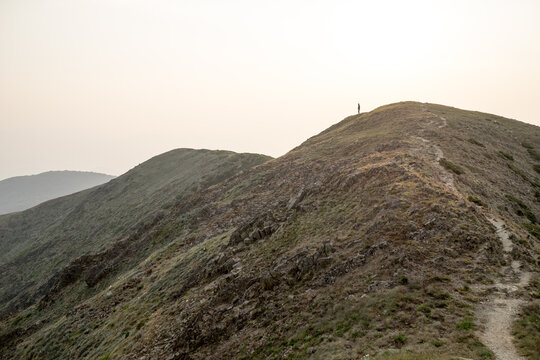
top-left (477, 217), bottom-right (531, 360)
top-left (412, 105), bottom-right (458, 194)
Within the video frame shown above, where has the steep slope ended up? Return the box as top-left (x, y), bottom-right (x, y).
top-left (1, 102), bottom-right (539, 360)
top-left (0, 171), bottom-right (115, 215)
top-left (0, 149), bottom-right (271, 318)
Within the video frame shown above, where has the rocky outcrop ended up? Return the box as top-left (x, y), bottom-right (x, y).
top-left (229, 212), bottom-right (282, 246)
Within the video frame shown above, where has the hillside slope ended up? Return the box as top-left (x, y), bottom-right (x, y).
top-left (0, 171), bottom-right (115, 215)
top-left (0, 149), bottom-right (271, 318)
top-left (1, 102), bottom-right (539, 360)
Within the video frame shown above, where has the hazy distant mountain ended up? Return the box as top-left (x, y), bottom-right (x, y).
top-left (0, 171), bottom-right (115, 215)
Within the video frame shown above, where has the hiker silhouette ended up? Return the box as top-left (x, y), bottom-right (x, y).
top-left (357, 103), bottom-right (360, 114)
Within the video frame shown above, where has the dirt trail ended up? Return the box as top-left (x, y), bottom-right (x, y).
top-left (416, 104), bottom-right (529, 360)
top-left (477, 217), bottom-right (530, 360)
top-left (413, 104), bottom-right (457, 192)
top-left (412, 135), bottom-right (456, 192)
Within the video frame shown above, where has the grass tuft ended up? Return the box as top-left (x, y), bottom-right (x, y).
top-left (523, 223), bottom-right (540, 239)
top-left (506, 195), bottom-right (536, 223)
top-left (456, 319), bottom-right (475, 330)
top-left (394, 333), bottom-right (407, 346)
top-left (528, 148), bottom-right (540, 161)
top-left (498, 151), bottom-right (514, 161)
top-left (439, 158), bottom-right (464, 175)
top-left (430, 339), bottom-right (443, 347)
top-left (522, 141), bottom-right (534, 149)
top-left (468, 138), bottom-right (485, 147)
top-left (468, 196), bottom-right (486, 207)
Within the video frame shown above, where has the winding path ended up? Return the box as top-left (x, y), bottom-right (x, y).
top-left (413, 104), bottom-right (456, 192)
top-left (415, 103), bottom-right (529, 360)
top-left (477, 217), bottom-right (530, 360)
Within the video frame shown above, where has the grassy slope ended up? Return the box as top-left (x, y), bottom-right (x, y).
top-left (0, 149), bottom-right (271, 317)
top-left (1, 102), bottom-right (539, 359)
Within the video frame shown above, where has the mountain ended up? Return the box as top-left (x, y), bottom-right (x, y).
top-left (0, 102), bottom-right (538, 360)
top-left (0, 171), bottom-right (115, 215)
top-left (0, 149), bottom-right (271, 316)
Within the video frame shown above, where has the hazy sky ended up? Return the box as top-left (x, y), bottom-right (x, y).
top-left (1, 0), bottom-right (539, 180)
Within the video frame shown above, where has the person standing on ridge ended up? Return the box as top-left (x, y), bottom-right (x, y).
top-left (357, 103), bottom-right (360, 114)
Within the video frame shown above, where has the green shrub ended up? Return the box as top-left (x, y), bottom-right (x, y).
top-left (525, 209), bottom-right (537, 223)
top-left (498, 151), bottom-right (514, 161)
top-left (394, 333), bottom-right (407, 346)
top-left (506, 194), bottom-right (527, 208)
top-left (523, 223), bottom-right (540, 239)
top-left (534, 164), bottom-right (540, 174)
top-left (468, 138), bottom-right (485, 147)
top-left (522, 141), bottom-right (534, 149)
top-left (506, 195), bottom-right (536, 223)
top-left (430, 339), bottom-right (443, 347)
top-left (439, 158), bottom-right (464, 175)
top-left (528, 148), bottom-right (540, 161)
top-left (426, 286), bottom-right (451, 300)
top-left (507, 163), bottom-right (535, 185)
top-left (468, 195), bottom-right (485, 207)
top-left (457, 319), bottom-right (475, 330)
top-left (478, 350), bottom-right (495, 359)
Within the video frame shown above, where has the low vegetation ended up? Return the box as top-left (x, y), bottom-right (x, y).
top-left (506, 195), bottom-right (537, 223)
top-left (522, 141), bottom-right (534, 149)
top-left (507, 163), bottom-right (540, 188)
top-left (528, 148), bottom-right (540, 161)
top-left (512, 299), bottom-right (540, 360)
top-left (468, 195), bottom-right (486, 207)
top-left (439, 158), bottom-right (464, 175)
top-left (468, 138), bottom-right (485, 147)
top-left (456, 319), bottom-right (475, 330)
top-left (498, 151), bottom-right (514, 161)
top-left (523, 223), bottom-right (540, 239)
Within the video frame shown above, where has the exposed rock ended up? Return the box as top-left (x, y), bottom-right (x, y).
top-left (287, 188), bottom-right (307, 210)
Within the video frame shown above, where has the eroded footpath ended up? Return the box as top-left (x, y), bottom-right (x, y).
top-left (477, 217), bottom-right (530, 360)
top-left (416, 104), bottom-right (530, 360)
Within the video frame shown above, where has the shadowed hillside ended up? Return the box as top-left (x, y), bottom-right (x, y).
top-left (0, 102), bottom-right (538, 360)
top-left (0, 171), bottom-right (115, 215)
top-left (0, 149), bottom-right (271, 318)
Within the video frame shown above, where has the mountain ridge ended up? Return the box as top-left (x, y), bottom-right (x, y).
top-left (0, 102), bottom-right (538, 359)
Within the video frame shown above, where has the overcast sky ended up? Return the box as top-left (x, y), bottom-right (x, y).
top-left (1, 0), bottom-right (539, 180)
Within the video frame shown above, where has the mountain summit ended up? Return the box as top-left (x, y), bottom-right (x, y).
top-left (0, 102), bottom-right (538, 360)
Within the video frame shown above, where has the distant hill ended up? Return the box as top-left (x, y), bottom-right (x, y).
top-left (0, 171), bottom-right (115, 215)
